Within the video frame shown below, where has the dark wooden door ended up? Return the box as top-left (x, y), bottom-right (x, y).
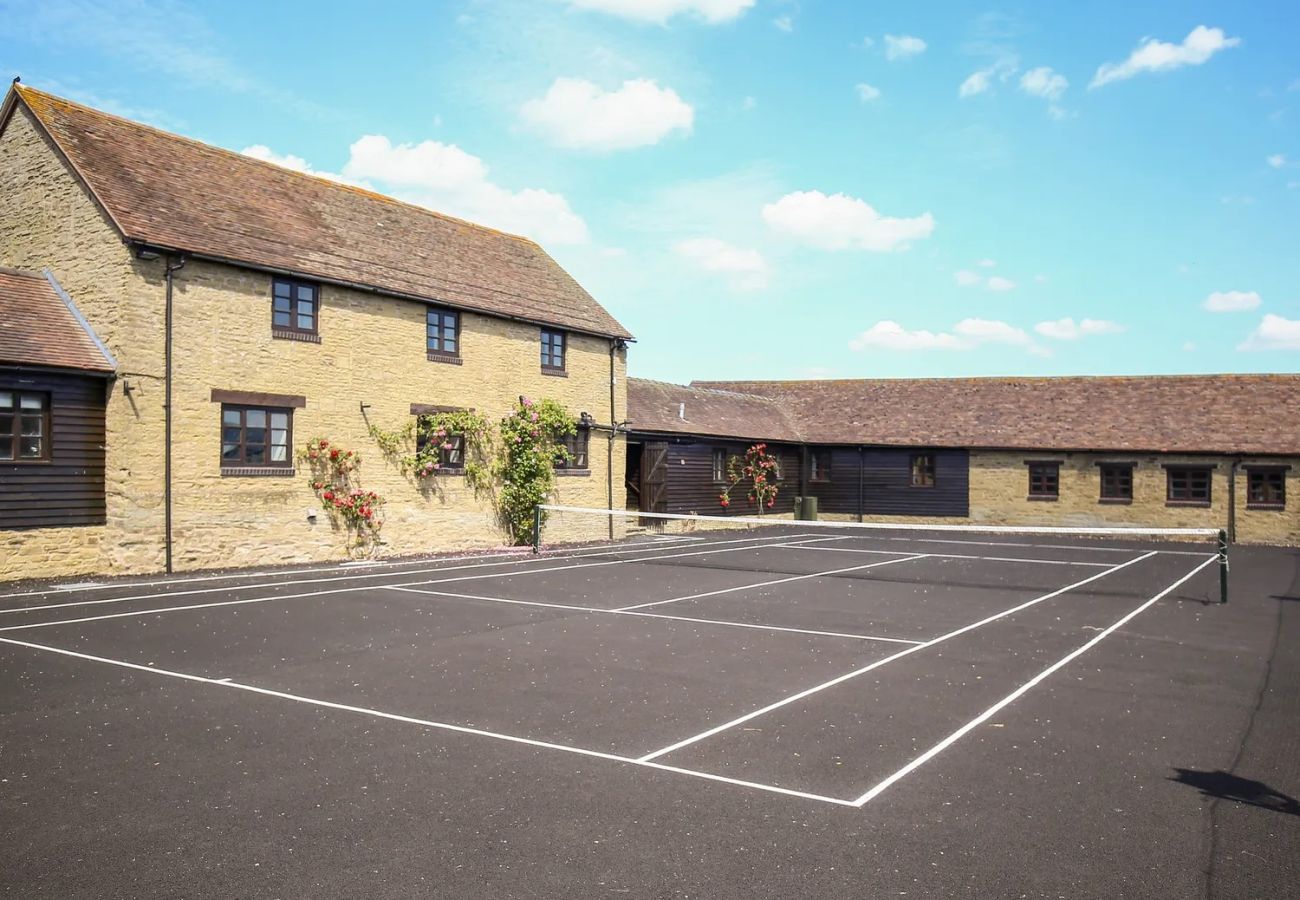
top-left (640, 442), bottom-right (668, 518)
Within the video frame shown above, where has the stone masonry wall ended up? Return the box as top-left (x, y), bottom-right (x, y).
top-left (0, 104), bottom-right (168, 580)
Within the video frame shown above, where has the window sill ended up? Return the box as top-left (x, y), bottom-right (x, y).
top-left (541, 367), bottom-right (568, 378)
top-left (1246, 503), bottom-right (1286, 511)
top-left (1098, 497), bottom-right (1133, 505)
top-left (271, 329), bottom-right (322, 344)
top-left (427, 353), bottom-right (463, 366)
top-left (221, 466), bottom-right (296, 477)
top-left (435, 468), bottom-right (466, 476)
top-left (1165, 500), bottom-right (1211, 508)
top-left (555, 469), bottom-right (591, 477)
top-left (1027, 495), bottom-right (1059, 502)
top-left (0, 458), bottom-right (53, 466)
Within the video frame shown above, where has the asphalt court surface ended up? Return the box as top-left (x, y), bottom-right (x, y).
top-left (2, 527), bottom-right (1295, 899)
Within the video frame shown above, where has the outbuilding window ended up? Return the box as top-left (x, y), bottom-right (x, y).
top-left (0, 390), bottom-right (49, 461)
top-left (712, 448), bottom-right (727, 482)
top-left (1027, 462), bottom-right (1059, 500)
top-left (1099, 463), bottom-right (1134, 502)
top-left (910, 453), bottom-right (936, 487)
top-left (1246, 468), bottom-right (1286, 509)
top-left (809, 450), bottom-right (831, 482)
top-left (1166, 466), bottom-right (1212, 505)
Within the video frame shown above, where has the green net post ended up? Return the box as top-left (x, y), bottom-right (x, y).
top-left (532, 505), bottom-right (542, 554)
top-left (1217, 528), bottom-right (1229, 604)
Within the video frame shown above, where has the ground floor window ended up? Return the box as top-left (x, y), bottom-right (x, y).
top-left (0, 390), bottom-right (49, 461)
top-left (417, 424), bottom-right (465, 471)
top-left (1027, 462), bottom-right (1059, 499)
top-left (910, 453), bottom-right (936, 487)
top-left (711, 447), bottom-right (727, 482)
top-left (1099, 463), bottom-right (1133, 502)
top-left (809, 450), bottom-right (831, 482)
top-left (1166, 466), bottom-right (1212, 505)
top-left (221, 405), bottom-right (292, 468)
top-left (1246, 468), bottom-right (1286, 509)
top-left (556, 427), bottom-right (590, 470)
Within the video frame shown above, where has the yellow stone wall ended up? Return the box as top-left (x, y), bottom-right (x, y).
top-left (0, 104), bottom-right (168, 579)
top-left (1, 103), bottom-right (627, 580)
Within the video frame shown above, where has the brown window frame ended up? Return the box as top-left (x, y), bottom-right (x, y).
top-left (555, 427), bottom-right (590, 471)
top-left (541, 328), bottom-right (566, 373)
top-left (220, 404), bottom-right (294, 470)
top-left (910, 452), bottom-right (936, 488)
top-left (272, 277), bottom-right (320, 340)
top-left (1165, 465), bottom-right (1212, 506)
top-left (426, 306), bottom-right (461, 361)
top-left (1098, 463), bottom-right (1134, 503)
top-left (0, 389), bottom-right (51, 463)
top-left (711, 447), bottom-right (727, 483)
top-left (416, 424), bottom-right (466, 472)
top-left (809, 450), bottom-right (831, 483)
top-left (1027, 461), bottom-right (1060, 500)
top-left (1246, 467), bottom-right (1287, 510)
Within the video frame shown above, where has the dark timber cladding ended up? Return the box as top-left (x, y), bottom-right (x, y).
top-left (800, 447), bottom-right (970, 517)
top-left (662, 439), bottom-right (801, 516)
top-left (0, 371), bottom-right (108, 529)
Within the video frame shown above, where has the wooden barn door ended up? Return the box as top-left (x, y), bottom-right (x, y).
top-left (640, 442), bottom-right (668, 523)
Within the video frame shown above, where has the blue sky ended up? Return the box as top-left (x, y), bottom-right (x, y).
top-left (3, 0), bottom-right (1298, 381)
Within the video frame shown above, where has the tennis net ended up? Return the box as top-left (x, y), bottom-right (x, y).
top-left (533, 504), bottom-right (1230, 602)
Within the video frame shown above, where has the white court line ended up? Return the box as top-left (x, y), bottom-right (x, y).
top-left (874, 536), bottom-right (1210, 556)
top-left (614, 553), bottom-right (928, 612)
top-left (0, 531), bottom-right (827, 617)
top-left (0, 634), bottom-right (855, 808)
top-left (389, 586), bottom-right (923, 646)
top-left (635, 551), bottom-right (1158, 763)
top-left (771, 542), bottom-right (1116, 567)
top-left (0, 535), bottom-right (845, 634)
top-left (851, 554), bottom-right (1219, 806)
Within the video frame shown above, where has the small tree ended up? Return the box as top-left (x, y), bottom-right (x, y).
top-left (496, 397), bottom-right (576, 544)
top-left (719, 443), bottom-right (780, 512)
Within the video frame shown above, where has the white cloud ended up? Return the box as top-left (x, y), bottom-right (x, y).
top-left (741, 95), bottom-right (757, 110)
top-left (1238, 314), bottom-right (1300, 351)
top-left (849, 318), bottom-right (1047, 355)
top-left (1019, 66), bottom-right (1068, 101)
top-left (954, 269), bottom-right (983, 287)
top-left (762, 190), bottom-right (934, 252)
top-left (338, 135), bottom-right (589, 245)
top-left (1203, 290), bottom-right (1262, 312)
top-left (884, 34), bottom-right (927, 61)
top-left (1267, 153), bottom-right (1287, 169)
top-left (566, 0), bottom-right (754, 24)
top-left (242, 145), bottom-right (336, 179)
top-left (978, 258), bottom-right (996, 268)
top-left (772, 15), bottom-right (793, 32)
top-left (1090, 25), bottom-right (1240, 89)
top-left (520, 78), bottom-right (693, 151)
top-left (849, 321), bottom-right (965, 352)
top-left (672, 237), bottom-right (769, 291)
top-left (986, 275), bottom-right (1016, 292)
top-left (1033, 318), bottom-right (1124, 340)
top-left (959, 70), bottom-right (993, 97)
top-left (855, 83), bottom-right (882, 102)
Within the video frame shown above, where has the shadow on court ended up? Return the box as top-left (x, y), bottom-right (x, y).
top-left (1169, 768), bottom-right (1300, 817)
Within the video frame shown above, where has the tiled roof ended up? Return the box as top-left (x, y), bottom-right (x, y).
top-left (0, 267), bottom-right (116, 373)
top-left (627, 378), bottom-right (804, 442)
top-left (676, 375), bottom-right (1300, 456)
top-left (6, 84), bottom-right (632, 340)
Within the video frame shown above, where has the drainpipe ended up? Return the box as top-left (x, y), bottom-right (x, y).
top-left (1227, 458), bottom-right (1240, 543)
top-left (607, 339), bottom-right (626, 540)
top-left (163, 253), bottom-right (187, 573)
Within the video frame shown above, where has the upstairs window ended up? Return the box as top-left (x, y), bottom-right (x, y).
top-left (427, 307), bottom-right (460, 361)
top-left (556, 427), bottom-right (590, 471)
top-left (809, 450), bottom-right (831, 482)
top-left (221, 405), bottom-right (292, 468)
top-left (1246, 468), bottom-right (1286, 509)
top-left (910, 453), bottom-right (936, 487)
top-left (712, 448), bottom-right (727, 482)
top-left (541, 329), bottom-right (566, 372)
top-left (272, 278), bottom-right (319, 340)
top-left (1099, 463), bottom-right (1134, 502)
top-left (1166, 466), bottom-right (1212, 505)
top-left (0, 391), bottom-right (49, 462)
top-left (1027, 462), bottom-right (1059, 500)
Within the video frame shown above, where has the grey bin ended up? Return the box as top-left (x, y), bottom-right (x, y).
top-left (796, 495), bottom-right (818, 521)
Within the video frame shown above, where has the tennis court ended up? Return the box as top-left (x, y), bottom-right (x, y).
top-left (1, 512), bottom-right (1295, 898)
